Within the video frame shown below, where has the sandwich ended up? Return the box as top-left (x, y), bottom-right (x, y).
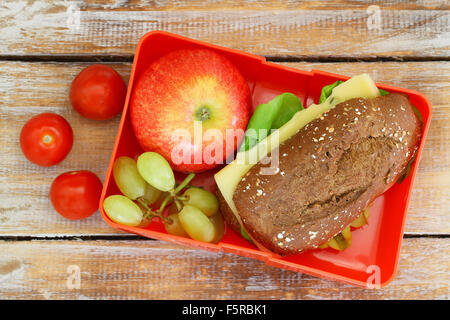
top-left (214, 74), bottom-right (422, 255)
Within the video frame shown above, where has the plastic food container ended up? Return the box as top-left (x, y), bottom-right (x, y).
top-left (99, 31), bottom-right (432, 288)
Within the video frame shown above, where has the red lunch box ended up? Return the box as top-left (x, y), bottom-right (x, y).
top-left (99, 31), bottom-right (432, 288)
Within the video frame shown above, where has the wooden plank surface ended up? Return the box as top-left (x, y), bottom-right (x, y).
top-left (1, 1), bottom-right (449, 58)
top-left (0, 238), bottom-right (448, 299)
top-left (0, 61), bottom-right (448, 235)
top-left (0, 1), bottom-right (448, 300)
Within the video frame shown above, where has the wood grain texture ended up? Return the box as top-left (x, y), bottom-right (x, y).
top-left (0, 238), bottom-right (448, 299)
top-left (0, 0), bottom-right (448, 301)
top-left (0, 61), bottom-right (448, 235)
top-left (72, 0), bottom-right (450, 11)
top-left (0, 1), bottom-right (449, 57)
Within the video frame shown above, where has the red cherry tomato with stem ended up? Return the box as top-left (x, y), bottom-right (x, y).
top-left (50, 170), bottom-right (103, 220)
top-left (70, 64), bottom-right (127, 120)
top-left (20, 113), bottom-right (73, 166)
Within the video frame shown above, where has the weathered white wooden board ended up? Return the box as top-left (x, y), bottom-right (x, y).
top-left (0, 238), bottom-right (448, 299)
top-left (0, 0), bottom-right (448, 57)
top-left (0, 0), bottom-right (448, 301)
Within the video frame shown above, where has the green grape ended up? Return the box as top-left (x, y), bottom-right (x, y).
top-left (137, 152), bottom-right (175, 192)
top-left (182, 187), bottom-right (219, 217)
top-left (209, 213), bottom-right (225, 244)
top-left (178, 205), bottom-right (215, 242)
top-left (103, 195), bottom-right (143, 226)
top-left (113, 156), bottom-right (146, 200)
top-left (142, 183), bottom-right (162, 205)
top-left (164, 213), bottom-right (188, 237)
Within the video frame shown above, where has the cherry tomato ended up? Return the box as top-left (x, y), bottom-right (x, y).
top-left (70, 64), bottom-right (127, 120)
top-left (20, 113), bottom-right (73, 166)
top-left (50, 170), bottom-right (103, 220)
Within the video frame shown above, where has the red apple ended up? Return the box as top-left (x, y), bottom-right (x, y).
top-left (130, 49), bottom-right (252, 173)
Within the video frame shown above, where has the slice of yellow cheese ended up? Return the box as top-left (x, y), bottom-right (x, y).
top-left (214, 74), bottom-right (380, 250)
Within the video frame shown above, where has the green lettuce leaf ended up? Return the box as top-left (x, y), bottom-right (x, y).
top-left (412, 104), bottom-right (423, 123)
top-left (240, 226), bottom-right (253, 242)
top-left (240, 93), bottom-right (303, 151)
top-left (396, 154), bottom-right (416, 184)
top-left (379, 89), bottom-right (390, 96)
top-left (318, 80), bottom-right (344, 104)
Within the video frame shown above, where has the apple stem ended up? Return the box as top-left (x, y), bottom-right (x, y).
top-left (195, 106), bottom-right (211, 121)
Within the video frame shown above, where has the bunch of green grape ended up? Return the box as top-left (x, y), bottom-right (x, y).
top-left (103, 152), bottom-right (224, 243)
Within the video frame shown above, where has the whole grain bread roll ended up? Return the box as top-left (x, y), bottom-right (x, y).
top-left (219, 93), bottom-right (422, 255)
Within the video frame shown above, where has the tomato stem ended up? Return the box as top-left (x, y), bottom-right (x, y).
top-left (42, 134), bottom-right (53, 145)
